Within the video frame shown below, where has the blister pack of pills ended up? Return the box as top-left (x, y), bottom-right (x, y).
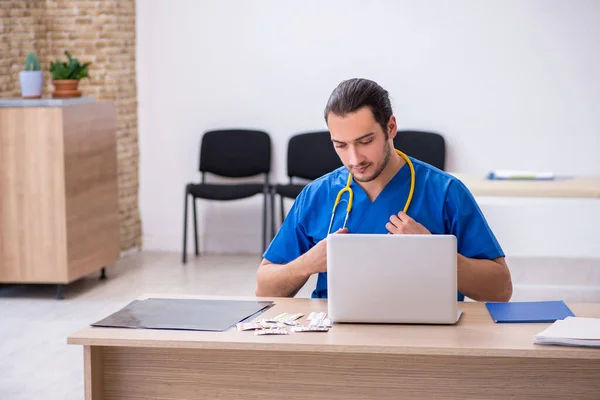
top-left (254, 327), bottom-right (290, 336)
top-left (239, 311), bottom-right (332, 335)
top-left (292, 312), bottom-right (332, 332)
top-left (236, 322), bottom-right (261, 331)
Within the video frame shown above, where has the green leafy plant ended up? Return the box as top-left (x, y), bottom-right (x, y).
top-left (24, 52), bottom-right (41, 71)
top-left (49, 51), bottom-right (91, 80)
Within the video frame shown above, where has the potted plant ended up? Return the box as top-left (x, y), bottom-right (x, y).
top-left (49, 51), bottom-right (91, 98)
top-left (19, 52), bottom-right (44, 99)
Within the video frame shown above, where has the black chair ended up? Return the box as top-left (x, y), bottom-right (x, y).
top-left (272, 131), bottom-right (342, 235)
top-left (183, 129), bottom-right (272, 263)
top-left (393, 130), bottom-right (446, 170)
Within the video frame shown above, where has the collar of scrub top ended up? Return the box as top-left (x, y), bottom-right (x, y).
top-left (327, 149), bottom-right (415, 235)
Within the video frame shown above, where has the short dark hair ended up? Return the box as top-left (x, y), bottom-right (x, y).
top-left (324, 78), bottom-right (393, 138)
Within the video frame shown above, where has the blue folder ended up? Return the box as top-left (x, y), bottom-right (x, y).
top-left (485, 301), bottom-right (575, 323)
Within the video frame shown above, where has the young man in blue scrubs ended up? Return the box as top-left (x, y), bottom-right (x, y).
top-left (256, 78), bottom-right (512, 302)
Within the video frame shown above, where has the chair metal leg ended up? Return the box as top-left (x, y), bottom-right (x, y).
top-left (182, 188), bottom-right (188, 264)
top-left (280, 195), bottom-right (285, 225)
top-left (192, 198), bottom-right (199, 256)
top-left (262, 186), bottom-right (268, 254)
top-left (270, 187), bottom-right (276, 241)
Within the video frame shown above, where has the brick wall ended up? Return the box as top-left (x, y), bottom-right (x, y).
top-left (0, 1), bottom-right (48, 96)
top-left (0, 0), bottom-right (141, 252)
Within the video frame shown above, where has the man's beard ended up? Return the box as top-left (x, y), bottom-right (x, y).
top-left (352, 142), bottom-right (391, 183)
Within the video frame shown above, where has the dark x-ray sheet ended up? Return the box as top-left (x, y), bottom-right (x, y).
top-left (91, 298), bottom-right (274, 332)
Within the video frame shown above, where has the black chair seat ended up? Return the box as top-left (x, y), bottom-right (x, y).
top-left (274, 183), bottom-right (305, 200)
top-left (187, 183), bottom-right (265, 201)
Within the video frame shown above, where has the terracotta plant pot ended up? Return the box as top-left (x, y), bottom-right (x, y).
top-left (52, 79), bottom-right (82, 98)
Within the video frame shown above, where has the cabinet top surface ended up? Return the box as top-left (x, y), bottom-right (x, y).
top-left (0, 97), bottom-right (96, 108)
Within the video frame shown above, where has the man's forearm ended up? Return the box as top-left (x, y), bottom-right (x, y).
top-left (457, 254), bottom-right (512, 302)
top-left (255, 256), bottom-right (313, 298)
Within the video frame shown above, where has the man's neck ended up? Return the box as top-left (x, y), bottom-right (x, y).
top-left (358, 150), bottom-right (405, 202)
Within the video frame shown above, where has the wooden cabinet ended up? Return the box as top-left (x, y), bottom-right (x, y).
top-left (0, 100), bottom-right (120, 295)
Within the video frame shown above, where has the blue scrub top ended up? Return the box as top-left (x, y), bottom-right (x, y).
top-left (263, 156), bottom-right (505, 301)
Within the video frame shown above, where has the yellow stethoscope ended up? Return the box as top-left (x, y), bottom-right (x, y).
top-left (327, 149), bottom-right (415, 235)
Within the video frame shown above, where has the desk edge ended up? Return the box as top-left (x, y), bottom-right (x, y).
top-left (66, 335), bottom-right (600, 360)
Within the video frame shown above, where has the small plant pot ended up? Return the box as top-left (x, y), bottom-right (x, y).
top-left (19, 71), bottom-right (44, 99)
top-left (52, 79), bottom-right (82, 98)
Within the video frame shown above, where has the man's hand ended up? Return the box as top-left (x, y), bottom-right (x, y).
top-left (255, 228), bottom-right (348, 298)
top-left (306, 228), bottom-right (348, 274)
top-left (386, 211), bottom-right (431, 235)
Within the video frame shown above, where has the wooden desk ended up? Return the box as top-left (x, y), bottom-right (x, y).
top-left (67, 295), bottom-right (600, 400)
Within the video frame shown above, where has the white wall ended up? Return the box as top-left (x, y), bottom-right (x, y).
top-left (136, 0), bottom-right (600, 254)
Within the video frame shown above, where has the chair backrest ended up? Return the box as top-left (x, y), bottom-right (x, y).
top-left (287, 131), bottom-right (342, 180)
top-left (199, 129), bottom-right (271, 178)
top-left (393, 130), bottom-right (446, 171)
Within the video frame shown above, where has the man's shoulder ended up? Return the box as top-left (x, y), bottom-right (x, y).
top-left (409, 157), bottom-right (480, 212)
top-left (287, 167), bottom-right (346, 223)
top-left (410, 157), bottom-right (464, 192)
top-left (299, 166), bottom-right (347, 196)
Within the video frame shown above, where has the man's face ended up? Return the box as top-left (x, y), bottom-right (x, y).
top-left (327, 107), bottom-right (395, 183)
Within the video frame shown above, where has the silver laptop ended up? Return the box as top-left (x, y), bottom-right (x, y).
top-left (327, 234), bottom-right (462, 325)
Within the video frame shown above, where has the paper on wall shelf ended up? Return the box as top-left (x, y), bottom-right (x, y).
top-left (487, 170), bottom-right (555, 180)
top-left (534, 316), bottom-right (600, 348)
